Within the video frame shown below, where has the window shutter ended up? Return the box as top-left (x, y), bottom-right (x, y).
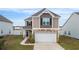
top-left (31, 21), bottom-right (32, 26)
top-left (50, 18), bottom-right (52, 25)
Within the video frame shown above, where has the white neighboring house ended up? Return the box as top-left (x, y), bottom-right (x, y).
top-left (0, 15), bottom-right (13, 36)
top-left (13, 26), bottom-right (23, 35)
top-left (60, 12), bottom-right (79, 39)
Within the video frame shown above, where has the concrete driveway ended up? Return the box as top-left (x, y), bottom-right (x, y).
top-left (34, 43), bottom-right (64, 50)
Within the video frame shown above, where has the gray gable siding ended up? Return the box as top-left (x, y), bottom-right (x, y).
top-left (32, 8), bottom-right (60, 17)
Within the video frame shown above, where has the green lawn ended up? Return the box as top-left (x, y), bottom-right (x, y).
top-left (2, 35), bottom-right (79, 50)
top-left (0, 35), bottom-right (34, 50)
top-left (58, 35), bottom-right (79, 50)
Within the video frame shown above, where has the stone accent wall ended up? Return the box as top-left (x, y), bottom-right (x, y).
top-left (53, 18), bottom-right (58, 28)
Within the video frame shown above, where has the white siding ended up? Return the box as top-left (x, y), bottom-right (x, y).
top-left (23, 29), bottom-right (26, 38)
top-left (35, 32), bottom-right (56, 42)
top-left (60, 14), bottom-right (79, 39)
top-left (0, 21), bottom-right (13, 36)
top-left (13, 30), bottom-right (23, 35)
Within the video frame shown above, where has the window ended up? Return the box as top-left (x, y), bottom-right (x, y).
top-left (9, 30), bottom-right (11, 34)
top-left (64, 31), bottom-right (66, 35)
top-left (68, 31), bottom-right (71, 35)
top-left (1, 30), bottom-right (3, 34)
top-left (42, 17), bottom-right (50, 25)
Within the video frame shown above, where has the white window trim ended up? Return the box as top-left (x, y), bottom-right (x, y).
top-left (42, 17), bottom-right (50, 26)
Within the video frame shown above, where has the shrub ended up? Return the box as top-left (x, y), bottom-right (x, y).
top-left (28, 34), bottom-right (35, 43)
top-left (0, 36), bottom-right (4, 39)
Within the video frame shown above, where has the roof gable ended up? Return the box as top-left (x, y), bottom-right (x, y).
top-left (32, 8), bottom-right (46, 16)
top-left (62, 12), bottom-right (78, 28)
top-left (62, 12), bottom-right (79, 28)
top-left (25, 8), bottom-right (60, 21)
top-left (32, 8), bottom-right (60, 17)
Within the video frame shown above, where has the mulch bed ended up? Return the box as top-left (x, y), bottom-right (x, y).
top-left (25, 38), bottom-right (35, 43)
top-left (25, 38), bottom-right (30, 43)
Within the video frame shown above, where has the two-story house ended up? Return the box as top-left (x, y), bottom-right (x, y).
top-left (0, 15), bottom-right (13, 36)
top-left (13, 26), bottom-right (24, 35)
top-left (60, 12), bottom-right (79, 39)
top-left (23, 8), bottom-right (60, 43)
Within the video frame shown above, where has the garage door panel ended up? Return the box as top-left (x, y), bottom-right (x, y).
top-left (35, 32), bottom-right (56, 43)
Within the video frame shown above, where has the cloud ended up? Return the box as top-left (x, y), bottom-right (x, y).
top-left (0, 8), bottom-right (79, 26)
top-left (0, 8), bottom-right (41, 15)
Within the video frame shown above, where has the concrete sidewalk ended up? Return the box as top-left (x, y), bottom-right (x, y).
top-left (34, 43), bottom-right (64, 50)
top-left (20, 38), bottom-right (64, 50)
top-left (20, 37), bottom-right (28, 45)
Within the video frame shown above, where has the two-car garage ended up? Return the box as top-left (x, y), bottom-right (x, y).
top-left (35, 32), bottom-right (57, 43)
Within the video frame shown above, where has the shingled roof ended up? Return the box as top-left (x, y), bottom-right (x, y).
top-left (0, 15), bottom-right (13, 23)
top-left (32, 8), bottom-right (46, 16)
top-left (74, 12), bottom-right (79, 15)
top-left (25, 17), bottom-right (32, 21)
top-left (32, 8), bottom-right (60, 17)
top-left (25, 8), bottom-right (60, 21)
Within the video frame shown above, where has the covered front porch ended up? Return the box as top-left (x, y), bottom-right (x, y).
top-left (25, 30), bottom-right (32, 37)
top-left (23, 26), bottom-right (32, 38)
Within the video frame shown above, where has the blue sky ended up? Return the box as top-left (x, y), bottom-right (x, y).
top-left (0, 8), bottom-right (79, 26)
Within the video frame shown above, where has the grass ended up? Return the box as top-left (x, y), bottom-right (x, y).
top-left (58, 35), bottom-right (79, 50)
top-left (0, 35), bottom-right (34, 50)
top-left (25, 34), bottom-right (35, 43)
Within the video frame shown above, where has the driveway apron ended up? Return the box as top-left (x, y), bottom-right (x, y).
top-left (34, 43), bottom-right (64, 50)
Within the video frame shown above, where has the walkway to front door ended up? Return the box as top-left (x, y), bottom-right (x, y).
top-left (20, 38), bottom-right (64, 50)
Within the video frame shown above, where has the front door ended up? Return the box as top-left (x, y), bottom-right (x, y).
top-left (26, 31), bottom-right (28, 37)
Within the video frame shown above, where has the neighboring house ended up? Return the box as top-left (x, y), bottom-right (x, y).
top-left (60, 12), bottom-right (79, 39)
top-left (23, 8), bottom-right (60, 43)
top-left (0, 15), bottom-right (13, 36)
top-left (13, 26), bottom-right (23, 35)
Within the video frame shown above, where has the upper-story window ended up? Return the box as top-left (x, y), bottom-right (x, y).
top-left (42, 18), bottom-right (50, 25)
top-left (42, 17), bottom-right (51, 26)
top-left (40, 13), bottom-right (52, 28)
